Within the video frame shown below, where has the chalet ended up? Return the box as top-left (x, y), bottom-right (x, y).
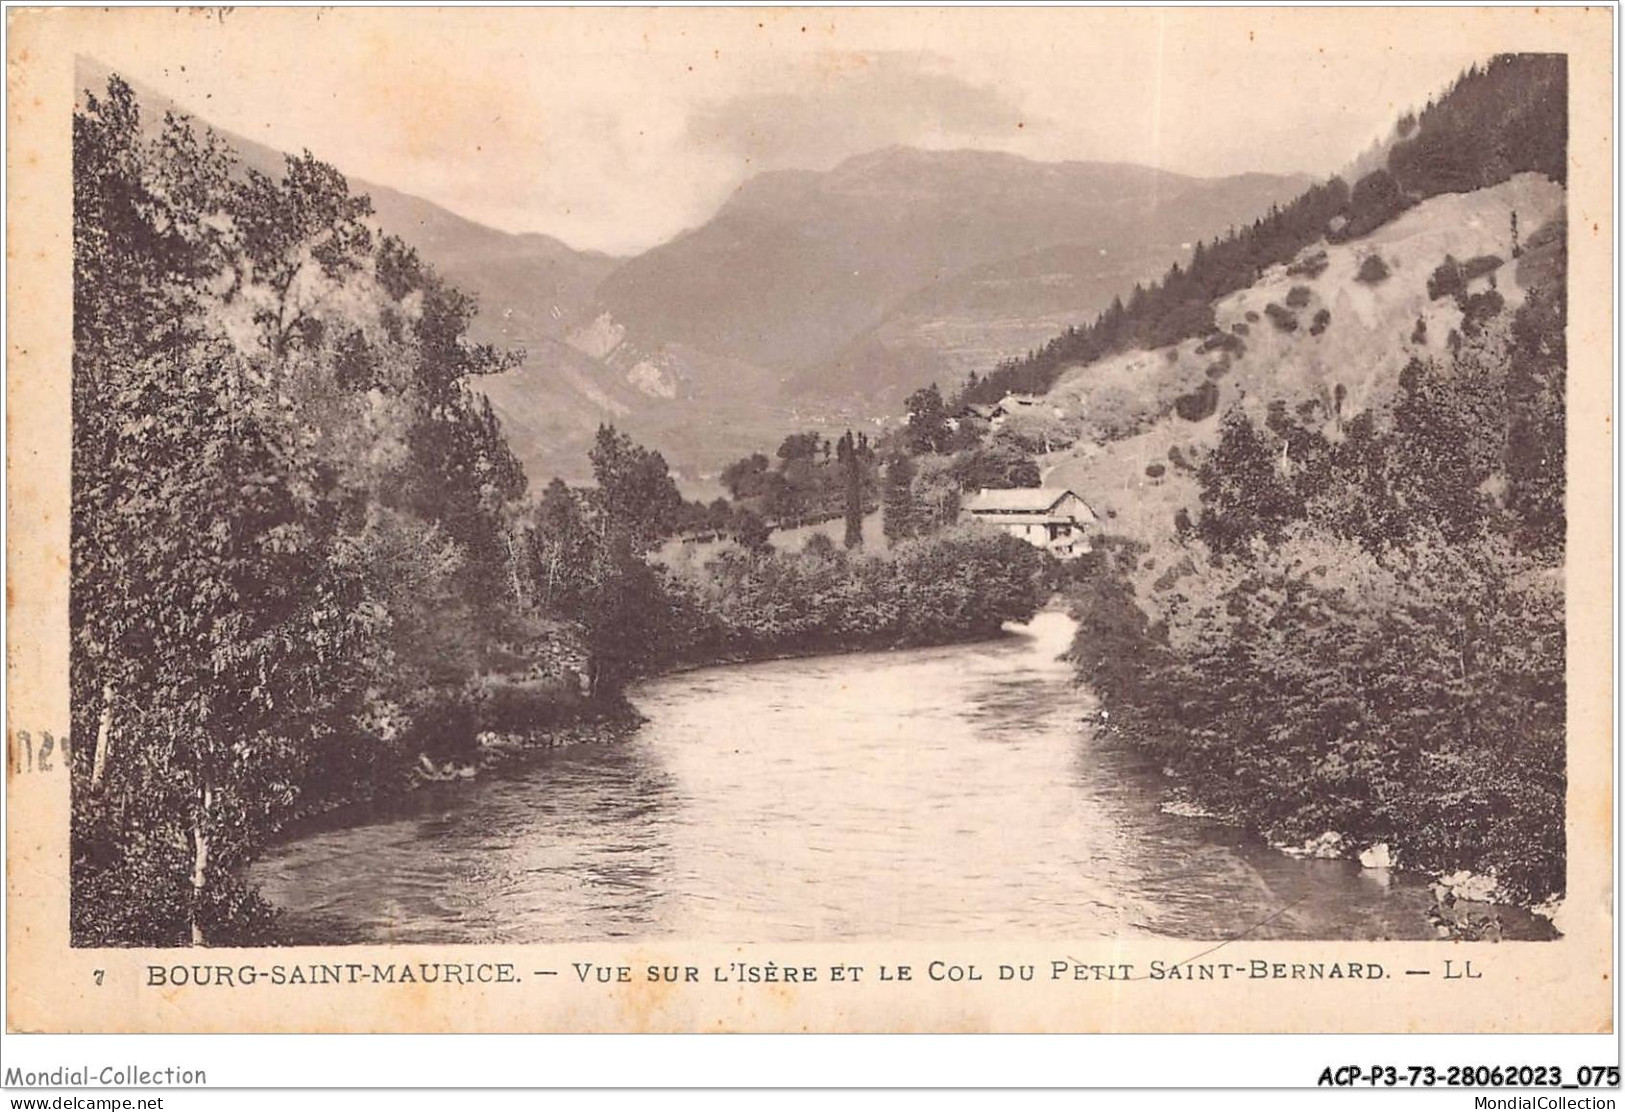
top-left (958, 393), bottom-right (1069, 428)
top-left (962, 487), bottom-right (1098, 557)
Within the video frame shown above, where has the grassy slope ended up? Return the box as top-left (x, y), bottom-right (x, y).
top-left (1039, 173), bottom-right (1565, 590)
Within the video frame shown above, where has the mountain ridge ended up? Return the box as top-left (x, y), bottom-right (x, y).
top-left (81, 58), bottom-right (1312, 487)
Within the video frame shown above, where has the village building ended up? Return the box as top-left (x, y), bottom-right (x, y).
top-left (961, 487), bottom-right (1098, 557)
top-left (956, 393), bottom-right (1069, 431)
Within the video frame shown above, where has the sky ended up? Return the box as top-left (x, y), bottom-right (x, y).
top-left (78, 8), bottom-right (1489, 256)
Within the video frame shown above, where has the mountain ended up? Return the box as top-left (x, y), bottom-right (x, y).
top-left (75, 60), bottom-right (651, 484)
top-left (83, 59), bottom-right (1309, 488)
top-left (594, 148), bottom-right (1311, 406)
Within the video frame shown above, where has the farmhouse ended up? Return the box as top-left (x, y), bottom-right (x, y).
top-left (962, 487), bottom-right (1097, 558)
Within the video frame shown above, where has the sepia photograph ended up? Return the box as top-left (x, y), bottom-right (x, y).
top-left (4, 4), bottom-right (1614, 1051)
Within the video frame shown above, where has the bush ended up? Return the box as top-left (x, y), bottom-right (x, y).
top-left (1285, 285), bottom-right (1313, 309)
top-left (1428, 256), bottom-right (1465, 301)
top-left (1310, 308), bottom-right (1332, 336)
top-left (1264, 303), bottom-right (1299, 332)
top-left (1145, 462), bottom-right (1166, 479)
top-left (673, 524), bottom-right (1051, 656)
top-left (1459, 289), bottom-right (1505, 337)
top-left (1174, 381), bottom-right (1220, 422)
top-left (1287, 250), bottom-right (1330, 279)
top-left (473, 675), bottom-right (579, 735)
top-left (408, 694), bottom-right (479, 762)
top-left (1337, 169), bottom-right (1411, 241)
top-left (1197, 331), bottom-right (1245, 357)
top-left (1230, 322), bottom-right (1249, 336)
top-left (1355, 254), bottom-right (1391, 284)
top-left (1205, 362), bottom-right (1230, 381)
top-left (1461, 254), bottom-right (1505, 281)
top-left (1411, 316), bottom-right (1428, 344)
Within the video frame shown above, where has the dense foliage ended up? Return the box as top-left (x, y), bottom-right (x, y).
top-left (72, 79), bottom-right (532, 944)
top-left (713, 429), bottom-right (878, 534)
top-left (1070, 251), bottom-right (1567, 904)
top-left (668, 526), bottom-right (1051, 661)
top-left (963, 53), bottom-right (1567, 406)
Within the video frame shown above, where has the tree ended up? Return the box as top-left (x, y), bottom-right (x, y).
top-left (587, 424), bottom-right (683, 551)
top-left (720, 452), bottom-right (770, 499)
top-left (72, 81), bottom-right (378, 944)
top-left (729, 507), bottom-right (772, 554)
top-left (905, 383), bottom-right (952, 454)
top-left (528, 479), bottom-right (595, 615)
top-left (776, 430), bottom-right (822, 463)
top-left (71, 76), bottom-right (532, 945)
top-left (881, 455), bottom-right (918, 543)
top-left (837, 430), bottom-right (865, 549)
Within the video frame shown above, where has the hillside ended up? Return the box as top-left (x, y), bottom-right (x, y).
top-left (74, 60), bottom-right (644, 483)
top-left (596, 148), bottom-right (1310, 405)
top-left (1011, 53), bottom-right (1570, 915)
top-left (1041, 172), bottom-right (1565, 568)
top-left (82, 61), bottom-right (1308, 487)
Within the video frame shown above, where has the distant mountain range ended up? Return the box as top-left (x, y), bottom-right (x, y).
top-left (86, 60), bottom-right (1309, 489)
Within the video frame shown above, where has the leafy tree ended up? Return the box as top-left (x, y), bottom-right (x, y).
top-left (71, 76), bottom-right (532, 944)
top-left (776, 430), bottom-right (822, 462)
top-left (729, 507), bottom-right (773, 554)
top-left (904, 383), bottom-right (952, 454)
top-left (881, 454), bottom-right (918, 542)
top-left (837, 430), bottom-right (866, 549)
top-left (720, 452), bottom-right (771, 500)
top-left (587, 424), bottom-right (683, 551)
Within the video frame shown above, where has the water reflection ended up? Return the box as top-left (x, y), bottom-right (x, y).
top-left (253, 611), bottom-right (1537, 943)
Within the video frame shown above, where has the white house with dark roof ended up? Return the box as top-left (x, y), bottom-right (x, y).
top-left (961, 487), bottom-right (1097, 557)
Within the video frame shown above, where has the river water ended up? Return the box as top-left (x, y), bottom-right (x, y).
top-left (253, 612), bottom-right (1535, 944)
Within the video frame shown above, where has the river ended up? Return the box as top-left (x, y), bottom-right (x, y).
top-left (252, 611), bottom-right (1541, 943)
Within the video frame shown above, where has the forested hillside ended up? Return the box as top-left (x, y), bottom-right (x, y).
top-left (982, 53), bottom-right (1572, 921)
top-left (964, 54), bottom-right (1567, 407)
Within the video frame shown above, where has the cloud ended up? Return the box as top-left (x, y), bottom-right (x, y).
top-left (686, 52), bottom-right (1040, 172)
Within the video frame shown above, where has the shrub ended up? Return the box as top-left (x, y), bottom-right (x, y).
top-left (1428, 256), bottom-right (1465, 301)
top-left (1461, 254), bottom-right (1505, 282)
top-left (1356, 254), bottom-right (1391, 284)
top-left (1337, 169), bottom-right (1411, 241)
top-left (1459, 289), bottom-right (1505, 337)
top-left (1196, 331), bottom-right (1245, 357)
top-left (1145, 462), bottom-right (1166, 479)
top-left (1285, 285), bottom-right (1313, 309)
top-left (474, 676), bottom-right (578, 735)
top-left (1245, 310), bottom-right (1260, 323)
top-left (1174, 381), bottom-right (1220, 422)
top-left (408, 694), bottom-right (479, 763)
top-left (1264, 303), bottom-right (1299, 332)
top-left (1411, 316), bottom-right (1429, 344)
top-left (1310, 308), bottom-right (1332, 336)
top-left (1205, 362), bottom-right (1230, 381)
top-left (1287, 250), bottom-right (1330, 279)
top-left (1230, 322), bottom-right (1249, 336)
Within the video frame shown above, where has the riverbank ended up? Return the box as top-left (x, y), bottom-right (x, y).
top-left (270, 607), bottom-right (1039, 849)
top-left (1089, 707), bottom-right (1561, 941)
top-left (254, 609), bottom-right (1510, 945)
